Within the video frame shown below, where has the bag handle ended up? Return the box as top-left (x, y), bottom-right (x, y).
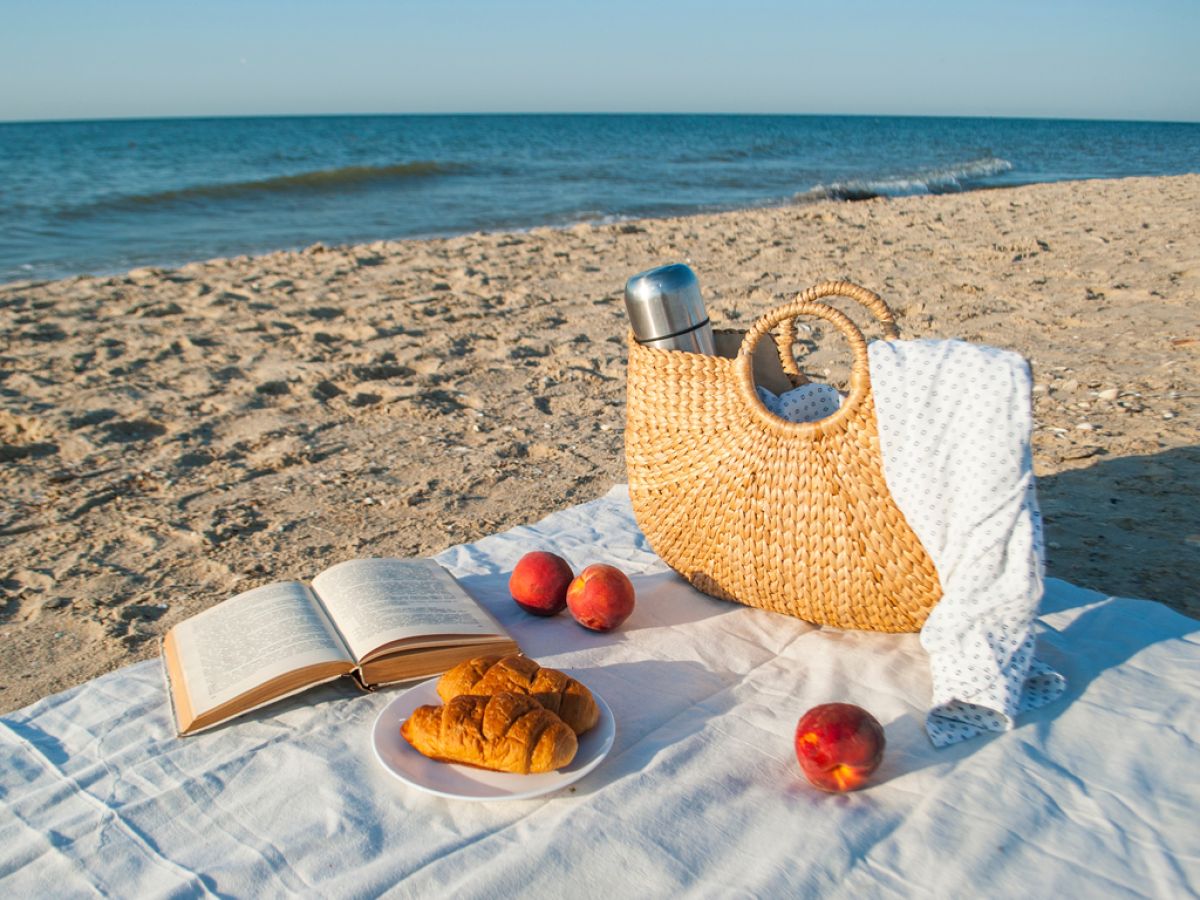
top-left (736, 294), bottom-right (874, 437)
top-left (803, 280), bottom-right (900, 338)
top-left (767, 281), bottom-right (899, 384)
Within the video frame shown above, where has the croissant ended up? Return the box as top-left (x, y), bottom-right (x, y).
top-left (401, 692), bottom-right (577, 774)
top-left (437, 654), bottom-right (600, 735)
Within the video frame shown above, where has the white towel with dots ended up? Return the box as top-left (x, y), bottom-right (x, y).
top-left (759, 338), bottom-right (1066, 747)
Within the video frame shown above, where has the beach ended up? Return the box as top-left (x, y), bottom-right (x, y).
top-left (1, 173), bottom-right (1197, 715)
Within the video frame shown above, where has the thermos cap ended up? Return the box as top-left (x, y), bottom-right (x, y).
top-left (624, 263), bottom-right (710, 343)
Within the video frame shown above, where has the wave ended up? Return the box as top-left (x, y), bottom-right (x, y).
top-left (794, 157), bottom-right (1014, 203)
top-left (100, 161), bottom-right (467, 210)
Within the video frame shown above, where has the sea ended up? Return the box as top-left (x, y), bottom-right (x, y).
top-left (2, 114), bottom-right (1198, 283)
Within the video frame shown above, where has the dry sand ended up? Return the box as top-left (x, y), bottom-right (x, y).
top-left (1, 174), bottom-right (1197, 715)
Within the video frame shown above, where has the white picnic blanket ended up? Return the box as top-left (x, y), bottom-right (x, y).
top-left (760, 339), bottom-right (1065, 746)
top-left (2, 485), bottom-right (1197, 897)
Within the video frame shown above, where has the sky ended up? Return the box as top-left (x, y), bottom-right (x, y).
top-left (2, 0), bottom-right (1198, 123)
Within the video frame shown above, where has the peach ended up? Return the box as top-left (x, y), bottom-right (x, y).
top-left (566, 564), bottom-right (635, 631)
top-left (794, 703), bottom-right (886, 792)
top-left (509, 551), bottom-right (574, 616)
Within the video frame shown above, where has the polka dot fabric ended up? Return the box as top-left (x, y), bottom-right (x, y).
top-left (768, 338), bottom-right (1066, 747)
top-left (869, 338), bottom-right (1065, 747)
top-left (755, 382), bottom-right (843, 423)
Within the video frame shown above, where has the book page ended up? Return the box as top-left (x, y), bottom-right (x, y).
top-left (170, 581), bottom-right (352, 714)
top-left (312, 558), bottom-right (502, 663)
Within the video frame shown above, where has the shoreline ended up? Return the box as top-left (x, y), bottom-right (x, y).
top-left (1, 173), bottom-right (1197, 715)
top-left (3, 172), bottom-right (1186, 289)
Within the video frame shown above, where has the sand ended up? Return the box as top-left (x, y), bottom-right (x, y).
top-left (1, 174), bottom-right (1197, 715)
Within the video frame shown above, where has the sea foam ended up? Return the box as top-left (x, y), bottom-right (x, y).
top-left (795, 157), bottom-right (1015, 203)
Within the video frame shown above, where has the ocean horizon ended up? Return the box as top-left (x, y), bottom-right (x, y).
top-left (3, 113), bottom-right (1198, 283)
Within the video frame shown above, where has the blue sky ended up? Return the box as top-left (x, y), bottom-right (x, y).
top-left (3, 0), bottom-right (1198, 122)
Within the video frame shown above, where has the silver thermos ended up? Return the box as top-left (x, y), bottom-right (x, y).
top-left (624, 263), bottom-right (716, 354)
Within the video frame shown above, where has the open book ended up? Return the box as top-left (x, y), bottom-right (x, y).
top-left (162, 558), bottom-right (519, 736)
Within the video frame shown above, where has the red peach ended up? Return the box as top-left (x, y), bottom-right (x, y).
top-left (509, 551), bottom-right (574, 616)
top-left (566, 564), bottom-right (635, 632)
top-left (794, 703), bottom-right (886, 792)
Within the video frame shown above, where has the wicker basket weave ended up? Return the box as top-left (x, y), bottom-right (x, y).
top-left (625, 281), bottom-right (942, 633)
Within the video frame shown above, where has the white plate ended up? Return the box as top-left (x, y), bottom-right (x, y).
top-left (372, 675), bottom-right (616, 801)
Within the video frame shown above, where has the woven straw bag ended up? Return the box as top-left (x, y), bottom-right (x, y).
top-left (625, 281), bottom-right (942, 633)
